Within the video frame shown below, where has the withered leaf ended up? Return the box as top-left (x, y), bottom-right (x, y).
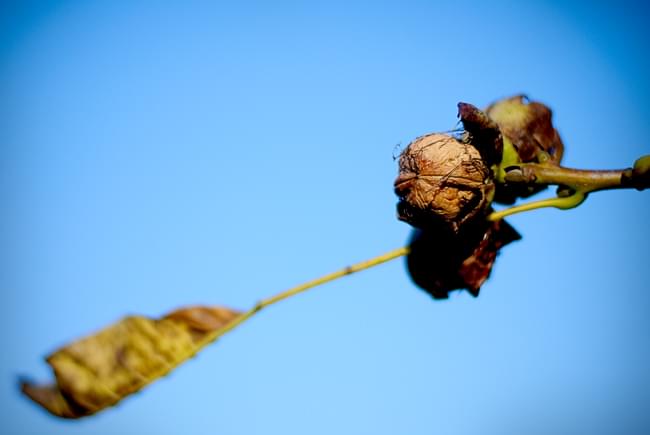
top-left (21, 305), bottom-right (241, 419)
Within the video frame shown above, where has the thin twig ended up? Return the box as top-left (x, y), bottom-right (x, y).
top-left (193, 246), bottom-right (411, 353)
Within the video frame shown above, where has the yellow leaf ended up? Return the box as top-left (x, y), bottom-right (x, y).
top-left (21, 305), bottom-right (241, 418)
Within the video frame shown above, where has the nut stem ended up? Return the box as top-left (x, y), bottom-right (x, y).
top-left (489, 155), bottom-right (650, 221)
top-left (488, 192), bottom-right (585, 221)
top-left (505, 164), bottom-right (627, 192)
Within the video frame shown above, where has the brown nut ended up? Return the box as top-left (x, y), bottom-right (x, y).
top-left (394, 133), bottom-right (494, 232)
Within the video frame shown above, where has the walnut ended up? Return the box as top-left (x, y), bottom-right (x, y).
top-left (394, 133), bottom-right (494, 232)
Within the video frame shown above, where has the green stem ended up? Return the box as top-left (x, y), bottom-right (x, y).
top-left (504, 163), bottom-right (626, 193)
top-left (194, 246), bottom-right (411, 352)
top-left (488, 191), bottom-right (585, 221)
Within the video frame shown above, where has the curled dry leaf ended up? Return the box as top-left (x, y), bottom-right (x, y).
top-left (394, 133), bottom-right (495, 233)
top-left (21, 305), bottom-right (241, 419)
top-left (406, 218), bottom-right (521, 299)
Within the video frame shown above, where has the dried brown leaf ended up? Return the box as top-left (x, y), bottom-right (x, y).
top-left (21, 305), bottom-right (241, 419)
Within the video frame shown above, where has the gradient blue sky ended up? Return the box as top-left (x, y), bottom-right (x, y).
top-left (2, 1), bottom-right (649, 434)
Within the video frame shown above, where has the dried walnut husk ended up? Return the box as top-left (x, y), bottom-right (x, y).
top-left (394, 133), bottom-right (495, 233)
top-left (407, 217), bottom-right (521, 299)
top-left (486, 95), bottom-right (565, 203)
top-left (457, 102), bottom-right (503, 167)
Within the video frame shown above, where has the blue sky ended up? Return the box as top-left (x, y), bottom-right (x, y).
top-left (1, 1), bottom-right (649, 434)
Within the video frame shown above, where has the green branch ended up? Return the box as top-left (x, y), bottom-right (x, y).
top-left (489, 155), bottom-right (650, 221)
